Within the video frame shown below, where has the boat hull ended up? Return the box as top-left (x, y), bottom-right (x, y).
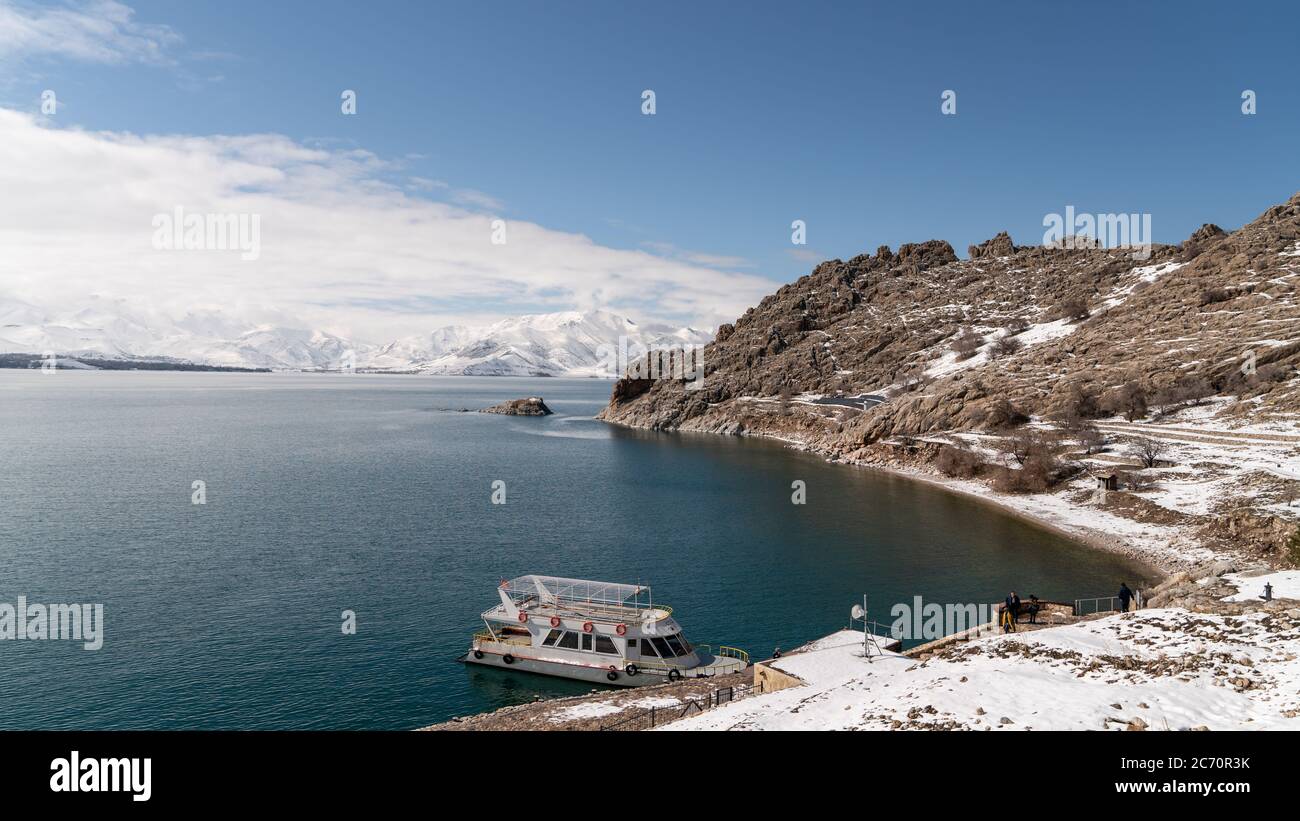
top-left (460, 650), bottom-right (647, 687)
top-left (459, 649), bottom-right (746, 688)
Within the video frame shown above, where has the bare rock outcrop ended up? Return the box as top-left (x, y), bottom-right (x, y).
top-left (481, 397), bottom-right (553, 416)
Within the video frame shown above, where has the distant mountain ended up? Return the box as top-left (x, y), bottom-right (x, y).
top-left (363, 310), bottom-right (711, 376)
top-left (0, 300), bottom-right (710, 376)
top-left (0, 295), bottom-right (352, 371)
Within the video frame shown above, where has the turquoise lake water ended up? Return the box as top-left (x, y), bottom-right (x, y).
top-left (0, 371), bottom-right (1150, 728)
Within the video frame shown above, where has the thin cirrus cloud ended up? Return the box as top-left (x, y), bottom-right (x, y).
top-left (0, 0), bottom-right (181, 65)
top-left (0, 108), bottom-right (776, 341)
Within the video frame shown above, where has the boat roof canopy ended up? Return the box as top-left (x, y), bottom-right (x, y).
top-left (503, 575), bottom-right (650, 608)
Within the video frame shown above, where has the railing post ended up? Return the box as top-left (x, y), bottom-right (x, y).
top-left (650, 706), bottom-right (655, 729)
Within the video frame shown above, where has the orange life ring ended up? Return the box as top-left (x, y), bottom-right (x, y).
top-left (550, 616), bottom-right (561, 628)
top-left (615, 623), bottom-right (627, 636)
top-left (517, 611), bottom-right (528, 623)
top-left (582, 621), bottom-right (593, 633)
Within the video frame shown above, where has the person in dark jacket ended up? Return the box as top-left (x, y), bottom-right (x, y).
top-left (1026, 595), bottom-right (1041, 624)
top-left (1118, 583), bottom-right (1134, 613)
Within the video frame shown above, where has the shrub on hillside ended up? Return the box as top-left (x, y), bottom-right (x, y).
top-left (1119, 470), bottom-right (1156, 492)
top-left (950, 328), bottom-right (983, 360)
top-left (1199, 287), bottom-right (1233, 307)
top-left (1051, 296), bottom-right (1091, 322)
top-left (988, 334), bottom-right (1023, 359)
top-left (983, 398), bottom-right (1030, 430)
top-left (936, 444), bottom-right (982, 478)
top-left (990, 453), bottom-right (1058, 494)
top-left (1053, 383), bottom-right (1102, 425)
top-left (1004, 316), bottom-right (1031, 335)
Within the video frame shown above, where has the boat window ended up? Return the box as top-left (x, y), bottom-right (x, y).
top-left (639, 639), bottom-right (657, 658)
top-left (581, 633), bottom-right (593, 651)
top-left (665, 634), bottom-right (688, 657)
top-left (541, 629), bottom-right (561, 647)
top-left (626, 638), bottom-right (637, 649)
top-left (557, 631), bottom-right (579, 650)
top-left (594, 635), bottom-right (617, 655)
top-left (651, 637), bottom-right (673, 658)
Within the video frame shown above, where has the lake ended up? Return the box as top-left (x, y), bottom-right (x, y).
top-left (0, 371), bottom-right (1149, 728)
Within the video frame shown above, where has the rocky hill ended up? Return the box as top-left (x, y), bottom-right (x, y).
top-left (600, 192), bottom-right (1300, 570)
top-left (602, 193), bottom-right (1300, 437)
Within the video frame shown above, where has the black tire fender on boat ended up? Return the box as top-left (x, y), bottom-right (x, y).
top-left (502, 654), bottom-right (514, 665)
top-left (473, 650), bottom-right (484, 660)
top-left (624, 663), bottom-right (639, 676)
top-left (606, 669), bottom-right (619, 682)
top-left (668, 668), bottom-right (681, 681)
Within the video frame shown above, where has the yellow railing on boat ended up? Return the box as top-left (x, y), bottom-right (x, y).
top-left (688, 644), bottom-right (750, 665)
top-left (717, 645), bottom-right (750, 664)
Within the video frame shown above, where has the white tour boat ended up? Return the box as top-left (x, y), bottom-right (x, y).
top-left (460, 574), bottom-right (750, 686)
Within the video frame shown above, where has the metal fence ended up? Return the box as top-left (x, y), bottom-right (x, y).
top-left (1074, 596), bottom-right (1121, 616)
top-left (598, 681), bottom-right (765, 731)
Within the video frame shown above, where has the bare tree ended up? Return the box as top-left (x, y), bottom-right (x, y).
top-left (1078, 424), bottom-right (1106, 454)
top-left (1001, 428), bottom-right (1059, 467)
top-left (1130, 436), bottom-right (1166, 468)
top-left (1101, 380), bottom-right (1149, 422)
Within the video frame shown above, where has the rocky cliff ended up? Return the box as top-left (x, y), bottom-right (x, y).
top-left (600, 193), bottom-right (1300, 450)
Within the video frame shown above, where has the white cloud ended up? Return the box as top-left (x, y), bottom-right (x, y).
top-left (0, 108), bottom-right (776, 342)
top-left (0, 0), bottom-right (181, 65)
top-left (640, 240), bottom-right (754, 269)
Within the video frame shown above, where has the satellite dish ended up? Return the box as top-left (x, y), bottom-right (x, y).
top-left (850, 604), bottom-right (865, 620)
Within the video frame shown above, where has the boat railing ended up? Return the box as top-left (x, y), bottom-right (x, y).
top-left (630, 644), bottom-right (749, 676)
top-left (692, 644), bottom-right (750, 665)
top-left (515, 601), bottom-right (674, 624)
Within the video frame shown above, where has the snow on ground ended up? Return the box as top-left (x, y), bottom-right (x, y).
top-left (1222, 571), bottom-right (1300, 602)
top-left (1085, 413), bottom-right (1300, 526)
top-left (1014, 317), bottom-right (1077, 346)
top-left (1100, 261), bottom-right (1186, 308)
top-left (546, 701), bottom-right (626, 722)
top-left (668, 610), bottom-right (1300, 731)
top-left (627, 696), bottom-right (682, 709)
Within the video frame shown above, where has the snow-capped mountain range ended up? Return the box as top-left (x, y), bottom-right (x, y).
top-left (0, 296), bottom-right (711, 376)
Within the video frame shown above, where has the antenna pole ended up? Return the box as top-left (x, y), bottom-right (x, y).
top-left (863, 595), bottom-right (869, 661)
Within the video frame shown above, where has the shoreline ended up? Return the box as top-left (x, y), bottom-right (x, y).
top-left (600, 418), bottom-right (1179, 584)
top-left (849, 462), bottom-right (1169, 583)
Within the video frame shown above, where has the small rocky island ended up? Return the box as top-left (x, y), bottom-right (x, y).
top-left (480, 397), bottom-right (554, 416)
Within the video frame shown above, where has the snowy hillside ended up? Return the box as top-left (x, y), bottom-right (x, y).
top-left (669, 599), bottom-right (1300, 732)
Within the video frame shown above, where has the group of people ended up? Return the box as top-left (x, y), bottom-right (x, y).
top-left (1000, 583), bottom-right (1141, 633)
top-left (998, 592), bottom-right (1041, 632)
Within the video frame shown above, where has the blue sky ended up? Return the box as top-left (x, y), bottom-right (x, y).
top-left (2, 0), bottom-right (1298, 337)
